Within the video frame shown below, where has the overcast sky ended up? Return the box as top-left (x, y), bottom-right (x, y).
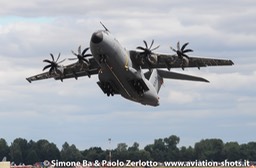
top-left (0, 0), bottom-right (255, 151)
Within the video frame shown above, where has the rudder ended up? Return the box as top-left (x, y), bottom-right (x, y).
top-left (149, 69), bottom-right (163, 93)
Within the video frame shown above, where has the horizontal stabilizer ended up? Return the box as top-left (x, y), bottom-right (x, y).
top-left (158, 70), bottom-right (209, 83)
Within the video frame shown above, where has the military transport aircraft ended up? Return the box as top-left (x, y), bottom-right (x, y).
top-left (26, 23), bottom-right (234, 106)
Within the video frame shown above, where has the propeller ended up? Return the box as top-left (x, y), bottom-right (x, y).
top-left (136, 40), bottom-right (160, 64)
top-left (69, 46), bottom-right (92, 65)
top-left (170, 42), bottom-right (193, 70)
top-left (43, 53), bottom-right (65, 74)
top-left (170, 42), bottom-right (193, 59)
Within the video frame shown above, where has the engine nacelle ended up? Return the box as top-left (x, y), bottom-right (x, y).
top-left (147, 54), bottom-right (158, 64)
top-left (182, 57), bottom-right (189, 67)
top-left (54, 65), bottom-right (65, 75)
top-left (79, 61), bottom-right (90, 70)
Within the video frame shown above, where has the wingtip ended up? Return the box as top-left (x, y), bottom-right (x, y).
top-left (26, 78), bottom-right (32, 83)
top-left (198, 77), bottom-right (210, 83)
top-left (205, 79), bottom-right (210, 83)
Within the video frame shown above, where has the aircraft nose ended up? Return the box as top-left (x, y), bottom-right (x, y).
top-left (91, 31), bottom-right (103, 44)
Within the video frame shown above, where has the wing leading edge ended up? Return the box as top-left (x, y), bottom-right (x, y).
top-left (157, 54), bottom-right (234, 69)
top-left (26, 58), bottom-right (100, 83)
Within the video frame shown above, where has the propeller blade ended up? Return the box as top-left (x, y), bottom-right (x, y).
top-left (69, 46), bottom-right (92, 66)
top-left (177, 41), bottom-right (180, 51)
top-left (58, 59), bottom-right (66, 64)
top-left (170, 46), bottom-right (177, 52)
top-left (181, 42), bottom-right (189, 51)
top-left (149, 40), bottom-right (154, 49)
top-left (56, 53), bottom-right (61, 62)
top-left (136, 46), bottom-right (147, 51)
top-left (183, 49), bottom-right (193, 53)
top-left (77, 46), bottom-right (81, 55)
top-left (143, 40), bottom-right (148, 49)
top-left (182, 54), bottom-right (189, 59)
top-left (43, 59), bottom-right (52, 64)
top-left (82, 57), bottom-right (90, 64)
top-left (71, 50), bottom-right (78, 56)
top-left (82, 47), bottom-right (90, 56)
top-left (151, 45), bottom-right (160, 51)
top-left (170, 41), bottom-right (194, 70)
top-left (68, 58), bottom-right (78, 61)
top-left (170, 42), bottom-right (193, 58)
top-left (137, 40), bottom-right (160, 65)
top-left (83, 54), bottom-right (93, 57)
top-left (43, 53), bottom-right (63, 73)
top-left (43, 64), bottom-right (52, 71)
top-left (50, 53), bottom-right (55, 61)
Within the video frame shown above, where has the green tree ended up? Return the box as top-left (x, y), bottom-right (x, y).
top-left (0, 138), bottom-right (9, 161)
top-left (116, 143), bottom-right (128, 152)
top-left (127, 142), bottom-right (145, 161)
top-left (240, 142), bottom-right (256, 160)
top-left (144, 135), bottom-right (181, 161)
top-left (164, 135), bottom-right (180, 160)
top-left (10, 142), bottom-right (23, 164)
top-left (128, 142), bottom-right (139, 152)
top-left (137, 150), bottom-right (151, 161)
top-left (247, 142), bottom-right (256, 160)
top-left (82, 147), bottom-right (106, 161)
top-left (10, 138), bottom-right (28, 164)
top-left (179, 146), bottom-right (195, 161)
top-left (4, 135), bottom-right (256, 164)
top-left (112, 143), bottom-right (128, 161)
top-left (25, 149), bottom-right (39, 164)
top-left (61, 142), bottom-right (83, 161)
top-left (144, 144), bottom-right (154, 160)
top-left (145, 138), bottom-right (167, 162)
top-left (223, 142), bottom-right (240, 161)
top-left (36, 139), bottom-right (60, 161)
top-left (195, 139), bottom-right (224, 161)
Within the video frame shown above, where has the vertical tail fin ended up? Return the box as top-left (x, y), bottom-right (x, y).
top-left (149, 69), bottom-right (163, 93)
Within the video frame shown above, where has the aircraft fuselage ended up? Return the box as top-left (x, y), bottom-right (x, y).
top-left (90, 30), bottom-right (159, 106)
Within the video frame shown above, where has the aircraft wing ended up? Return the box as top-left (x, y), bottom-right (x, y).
top-left (130, 50), bottom-right (234, 70)
top-left (26, 58), bottom-right (100, 83)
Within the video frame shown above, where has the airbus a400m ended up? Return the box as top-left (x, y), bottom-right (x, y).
top-left (26, 24), bottom-right (234, 106)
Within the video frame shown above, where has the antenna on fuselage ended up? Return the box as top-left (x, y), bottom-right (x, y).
top-left (100, 21), bottom-right (109, 32)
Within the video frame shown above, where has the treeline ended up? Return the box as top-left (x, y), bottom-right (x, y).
top-left (0, 135), bottom-right (256, 165)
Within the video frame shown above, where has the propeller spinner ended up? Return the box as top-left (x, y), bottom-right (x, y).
top-left (170, 42), bottom-right (193, 70)
top-left (170, 42), bottom-right (193, 59)
top-left (69, 46), bottom-right (92, 65)
top-left (43, 53), bottom-right (65, 74)
top-left (136, 40), bottom-right (160, 64)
